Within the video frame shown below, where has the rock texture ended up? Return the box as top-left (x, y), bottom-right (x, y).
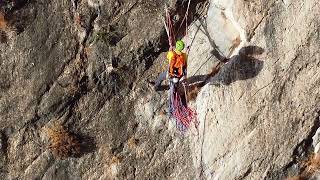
top-left (0, 0), bottom-right (319, 179)
top-left (187, 0), bottom-right (320, 179)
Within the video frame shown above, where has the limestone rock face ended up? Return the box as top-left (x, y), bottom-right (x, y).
top-left (187, 0), bottom-right (320, 179)
top-left (0, 0), bottom-right (319, 179)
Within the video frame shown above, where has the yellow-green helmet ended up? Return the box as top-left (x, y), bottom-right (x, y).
top-left (175, 40), bottom-right (185, 52)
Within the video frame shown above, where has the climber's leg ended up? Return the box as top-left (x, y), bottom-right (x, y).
top-left (154, 71), bottom-right (167, 90)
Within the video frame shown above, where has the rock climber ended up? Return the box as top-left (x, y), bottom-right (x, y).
top-left (152, 40), bottom-right (187, 91)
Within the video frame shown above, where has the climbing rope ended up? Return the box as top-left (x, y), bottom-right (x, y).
top-left (171, 90), bottom-right (198, 130)
top-left (168, 81), bottom-right (197, 131)
top-left (176, 0), bottom-right (191, 37)
top-left (164, 0), bottom-right (191, 48)
top-left (164, 4), bottom-right (175, 49)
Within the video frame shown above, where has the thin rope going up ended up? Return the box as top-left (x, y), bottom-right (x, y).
top-left (176, 0), bottom-right (191, 37)
top-left (163, 0), bottom-right (191, 49)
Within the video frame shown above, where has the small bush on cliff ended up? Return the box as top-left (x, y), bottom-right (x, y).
top-left (303, 153), bottom-right (320, 174)
top-left (287, 153), bottom-right (320, 180)
top-left (187, 86), bottom-right (200, 101)
top-left (286, 176), bottom-right (305, 180)
top-left (127, 137), bottom-right (139, 149)
top-left (0, 12), bottom-right (7, 30)
top-left (45, 123), bottom-right (81, 158)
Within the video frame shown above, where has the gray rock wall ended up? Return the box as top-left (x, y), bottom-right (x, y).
top-left (187, 0), bottom-right (320, 179)
top-left (0, 0), bottom-right (319, 179)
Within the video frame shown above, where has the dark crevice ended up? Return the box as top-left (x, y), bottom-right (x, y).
top-left (0, 0), bottom-right (29, 13)
top-left (111, 142), bottom-right (124, 155)
top-left (270, 111), bottom-right (320, 179)
top-left (174, 0), bottom-right (209, 40)
top-left (66, 76), bottom-right (89, 113)
top-left (291, 112), bottom-right (320, 160)
top-left (238, 167), bottom-right (252, 180)
top-left (0, 31), bottom-right (8, 43)
top-left (133, 167), bottom-right (137, 180)
top-left (0, 131), bottom-right (9, 179)
top-left (0, 131), bottom-right (8, 159)
top-left (277, 82), bottom-right (286, 103)
top-left (72, 133), bottom-right (97, 157)
top-left (112, 57), bottom-right (119, 68)
top-left (148, 148), bottom-right (158, 165)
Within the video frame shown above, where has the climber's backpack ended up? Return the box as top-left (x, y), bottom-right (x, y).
top-left (169, 51), bottom-right (186, 78)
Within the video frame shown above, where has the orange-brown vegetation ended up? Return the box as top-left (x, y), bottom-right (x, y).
top-left (0, 12), bottom-right (7, 30)
top-left (287, 153), bottom-right (320, 180)
top-left (45, 123), bottom-right (81, 158)
top-left (110, 155), bottom-right (122, 164)
top-left (187, 85), bottom-right (200, 101)
top-left (127, 137), bottom-right (139, 149)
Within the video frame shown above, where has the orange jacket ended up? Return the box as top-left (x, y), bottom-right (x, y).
top-left (167, 50), bottom-right (187, 78)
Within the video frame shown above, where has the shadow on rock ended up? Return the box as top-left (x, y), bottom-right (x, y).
top-left (176, 46), bottom-right (264, 100)
top-left (73, 133), bottom-right (97, 158)
top-left (209, 46), bottom-right (264, 85)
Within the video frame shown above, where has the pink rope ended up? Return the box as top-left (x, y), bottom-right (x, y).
top-left (168, 13), bottom-right (175, 47)
top-left (165, 0), bottom-right (191, 49)
top-left (166, 10), bottom-right (172, 48)
top-left (171, 91), bottom-right (197, 130)
top-left (166, 8), bottom-right (176, 49)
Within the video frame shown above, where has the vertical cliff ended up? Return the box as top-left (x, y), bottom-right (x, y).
top-left (0, 0), bottom-right (319, 179)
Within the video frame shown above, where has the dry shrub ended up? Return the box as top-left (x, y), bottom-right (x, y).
top-left (110, 155), bottom-right (121, 165)
top-left (0, 12), bottom-right (7, 30)
top-left (187, 85), bottom-right (200, 101)
top-left (287, 153), bottom-right (320, 180)
top-left (127, 137), bottom-right (138, 149)
top-left (159, 110), bottom-right (166, 116)
top-left (286, 176), bottom-right (305, 180)
top-left (303, 153), bottom-right (320, 174)
top-left (46, 123), bottom-right (81, 158)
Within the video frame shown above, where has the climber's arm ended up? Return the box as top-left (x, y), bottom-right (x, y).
top-left (164, 51), bottom-right (174, 71)
top-left (167, 51), bottom-right (174, 62)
